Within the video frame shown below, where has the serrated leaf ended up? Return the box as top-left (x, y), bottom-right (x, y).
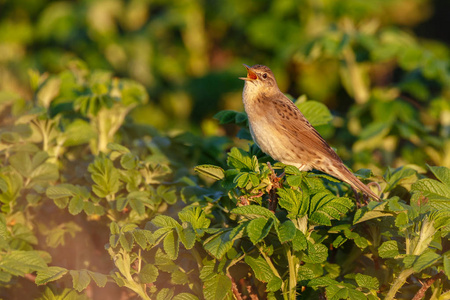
top-left (309, 192), bottom-right (353, 225)
top-left (68, 196), bottom-right (84, 215)
top-left (232, 205), bottom-right (276, 220)
top-left (35, 266), bottom-right (68, 285)
top-left (428, 165), bottom-right (450, 187)
top-left (245, 255), bottom-right (277, 284)
top-left (304, 241), bottom-right (328, 263)
top-left (277, 188), bottom-right (307, 217)
top-left (353, 201), bottom-right (392, 224)
top-left (70, 270), bottom-right (91, 292)
top-left (355, 273), bottom-right (379, 290)
top-left (152, 215), bottom-right (180, 228)
top-left (276, 220), bottom-right (297, 243)
top-left (88, 271), bottom-right (107, 287)
top-left (178, 206), bottom-right (211, 230)
top-left (227, 147), bottom-right (253, 171)
top-left (195, 165), bottom-right (225, 181)
top-left (171, 270), bottom-right (189, 285)
top-left (120, 152), bottom-right (138, 170)
top-left (163, 230), bottom-right (179, 260)
top-left (378, 240), bottom-right (399, 258)
top-left (203, 274), bottom-right (232, 300)
top-left (157, 287), bottom-right (174, 300)
top-left (247, 218), bottom-right (273, 244)
top-left (292, 230), bottom-right (307, 251)
top-left (0, 250), bottom-right (47, 276)
top-left (173, 293), bottom-right (199, 300)
top-left (296, 100), bottom-right (332, 127)
top-left (203, 225), bottom-right (245, 259)
top-left (413, 251), bottom-right (440, 272)
top-left (412, 179), bottom-right (450, 210)
top-left (139, 264), bottom-right (159, 284)
top-left (444, 254), bottom-right (450, 280)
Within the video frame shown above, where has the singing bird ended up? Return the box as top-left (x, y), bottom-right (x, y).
top-left (240, 64), bottom-right (379, 200)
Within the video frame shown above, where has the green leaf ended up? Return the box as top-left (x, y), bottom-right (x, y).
top-left (227, 147), bottom-right (254, 171)
top-left (133, 229), bottom-right (153, 249)
top-left (68, 196), bottom-right (84, 215)
top-left (309, 192), bottom-right (353, 225)
top-left (178, 206), bottom-right (211, 230)
top-left (128, 191), bottom-right (147, 215)
top-left (276, 220), bottom-right (297, 243)
top-left (247, 218), bottom-right (273, 244)
top-left (35, 266), bottom-right (68, 285)
top-left (355, 273), bottom-right (379, 290)
top-left (203, 274), bottom-right (232, 300)
top-left (303, 241), bottom-right (328, 263)
top-left (195, 165), bottom-right (225, 181)
top-left (46, 184), bottom-right (78, 199)
top-left (88, 155), bottom-right (121, 198)
top-left (379, 240), bottom-right (400, 258)
top-left (444, 253), bottom-right (450, 280)
top-left (120, 152), bottom-right (138, 170)
top-left (203, 225), bottom-right (245, 259)
top-left (163, 230), bottom-right (179, 260)
top-left (296, 100), bottom-right (332, 127)
top-left (9, 152), bottom-right (32, 178)
top-left (292, 230), bottom-right (307, 251)
top-left (0, 271), bottom-right (12, 283)
top-left (61, 119), bottom-right (96, 147)
top-left (353, 201), bottom-right (393, 224)
top-left (277, 188), bottom-right (308, 217)
top-left (412, 178), bottom-right (450, 210)
top-left (413, 251), bottom-right (440, 272)
top-left (139, 264), bottom-right (159, 284)
top-left (213, 110), bottom-right (239, 124)
top-left (428, 165), bottom-right (450, 186)
top-left (70, 269), bottom-right (91, 292)
top-left (157, 288), bottom-right (174, 300)
top-left (245, 255), bottom-right (280, 288)
top-left (152, 215), bottom-right (180, 228)
top-left (231, 205), bottom-right (276, 221)
top-left (384, 167), bottom-right (417, 192)
top-left (88, 271), bottom-right (107, 287)
top-left (0, 250), bottom-right (47, 276)
top-left (173, 293), bottom-right (199, 300)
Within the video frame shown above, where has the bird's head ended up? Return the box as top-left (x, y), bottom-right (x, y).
top-left (239, 64), bottom-right (278, 92)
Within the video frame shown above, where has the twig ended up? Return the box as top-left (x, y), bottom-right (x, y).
top-left (267, 162), bottom-right (283, 212)
top-left (227, 274), bottom-right (243, 300)
top-left (412, 271), bottom-right (444, 300)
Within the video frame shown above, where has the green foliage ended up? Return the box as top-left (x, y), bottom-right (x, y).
top-left (1, 1), bottom-right (450, 299)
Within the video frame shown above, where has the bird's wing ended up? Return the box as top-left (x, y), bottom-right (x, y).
top-left (269, 95), bottom-right (342, 163)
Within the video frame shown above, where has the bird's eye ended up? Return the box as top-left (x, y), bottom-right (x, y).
top-left (262, 73), bottom-right (267, 79)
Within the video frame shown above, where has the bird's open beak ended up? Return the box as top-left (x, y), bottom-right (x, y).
top-left (239, 64), bottom-right (258, 81)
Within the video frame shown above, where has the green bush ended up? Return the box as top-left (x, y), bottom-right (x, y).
top-left (1, 1), bottom-right (450, 299)
top-left (0, 64), bottom-right (448, 299)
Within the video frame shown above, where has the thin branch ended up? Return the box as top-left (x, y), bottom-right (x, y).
top-left (227, 273), bottom-right (243, 300)
top-left (412, 271), bottom-right (444, 300)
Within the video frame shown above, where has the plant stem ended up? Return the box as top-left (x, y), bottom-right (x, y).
top-left (385, 268), bottom-right (415, 300)
top-left (285, 245), bottom-right (298, 300)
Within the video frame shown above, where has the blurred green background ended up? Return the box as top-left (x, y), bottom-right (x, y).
top-left (1, 0), bottom-right (449, 171)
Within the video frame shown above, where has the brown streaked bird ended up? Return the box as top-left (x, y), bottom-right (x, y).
top-left (240, 64), bottom-right (379, 200)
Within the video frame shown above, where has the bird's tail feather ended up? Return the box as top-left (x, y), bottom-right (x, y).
top-left (323, 163), bottom-right (380, 200)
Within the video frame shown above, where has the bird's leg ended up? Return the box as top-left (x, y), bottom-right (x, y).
top-left (267, 162), bottom-right (283, 212)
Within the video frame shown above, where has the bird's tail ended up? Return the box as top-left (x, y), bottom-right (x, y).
top-left (321, 162), bottom-right (380, 200)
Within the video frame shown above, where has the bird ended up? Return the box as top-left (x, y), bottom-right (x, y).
top-left (239, 64), bottom-right (379, 200)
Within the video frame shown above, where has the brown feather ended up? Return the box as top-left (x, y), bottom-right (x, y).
top-left (241, 64), bottom-right (379, 200)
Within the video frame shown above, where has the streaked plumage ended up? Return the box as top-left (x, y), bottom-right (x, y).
top-left (240, 64), bottom-right (379, 200)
